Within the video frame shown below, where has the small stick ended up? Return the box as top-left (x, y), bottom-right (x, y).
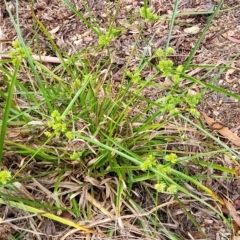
top-left (0, 53), bottom-right (82, 66)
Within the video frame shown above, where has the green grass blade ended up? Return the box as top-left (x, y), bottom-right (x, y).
top-left (0, 61), bottom-right (21, 164)
top-left (165, 0), bottom-right (179, 53)
top-left (61, 0), bottom-right (101, 36)
top-left (183, 0), bottom-right (224, 71)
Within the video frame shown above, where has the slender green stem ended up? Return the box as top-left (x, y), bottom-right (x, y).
top-left (0, 61), bottom-right (20, 164)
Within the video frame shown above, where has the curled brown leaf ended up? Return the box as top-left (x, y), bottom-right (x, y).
top-left (201, 112), bottom-right (240, 147)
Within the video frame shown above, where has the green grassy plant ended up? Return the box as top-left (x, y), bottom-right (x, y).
top-left (0, 0), bottom-right (238, 238)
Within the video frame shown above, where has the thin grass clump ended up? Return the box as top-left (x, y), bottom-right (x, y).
top-left (0, 0), bottom-right (239, 239)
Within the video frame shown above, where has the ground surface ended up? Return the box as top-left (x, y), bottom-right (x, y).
top-left (0, 0), bottom-right (240, 239)
top-left (2, 0), bottom-right (240, 135)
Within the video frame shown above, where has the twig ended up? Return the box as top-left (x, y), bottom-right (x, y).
top-left (0, 53), bottom-right (82, 66)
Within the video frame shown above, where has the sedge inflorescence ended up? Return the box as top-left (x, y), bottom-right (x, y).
top-left (45, 110), bottom-right (72, 140)
top-left (140, 153), bottom-right (178, 194)
top-left (0, 170), bottom-right (11, 185)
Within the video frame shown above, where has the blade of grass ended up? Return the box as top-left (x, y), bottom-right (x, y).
top-left (0, 61), bottom-right (21, 164)
top-left (183, 73), bottom-right (240, 101)
top-left (31, 12), bottom-right (78, 81)
top-left (165, 0), bottom-right (179, 53)
top-left (61, 0), bottom-right (101, 36)
top-left (182, 0), bottom-right (224, 71)
top-left (5, 0), bottom-right (53, 112)
top-left (179, 114), bottom-right (240, 161)
top-left (0, 191), bottom-right (63, 210)
top-left (62, 76), bottom-right (90, 117)
top-left (0, 198), bottom-right (99, 235)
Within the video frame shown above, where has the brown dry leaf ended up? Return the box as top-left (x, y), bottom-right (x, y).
top-left (188, 231), bottom-right (205, 239)
top-left (225, 62), bottom-right (236, 83)
top-left (201, 112), bottom-right (240, 146)
top-left (223, 199), bottom-right (240, 227)
top-left (227, 30), bottom-right (240, 43)
top-left (228, 36), bottom-right (240, 44)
